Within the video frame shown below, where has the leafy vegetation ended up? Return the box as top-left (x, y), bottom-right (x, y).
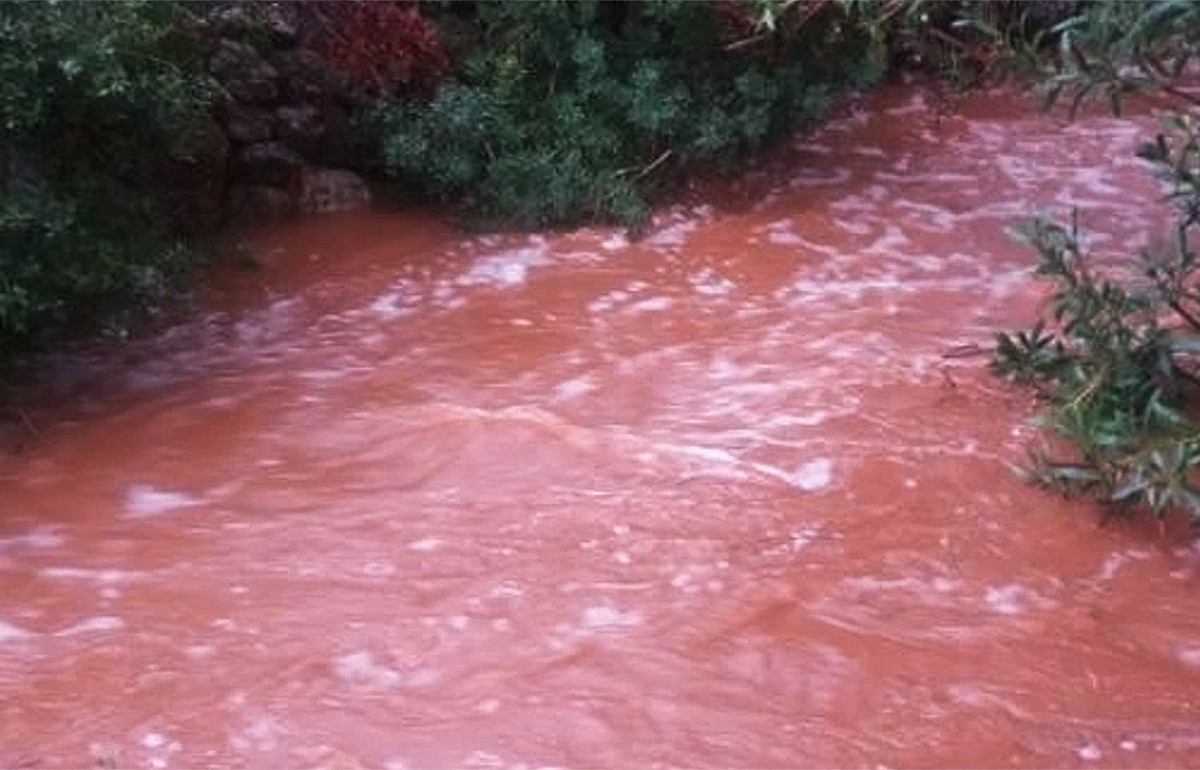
top-left (312, 2), bottom-right (449, 96)
top-left (369, 1), bottom-right (886, 229)
top-left (0, 1), bottom-right (212, 364)
top-left (992, 0), bottom-right (1200, 527)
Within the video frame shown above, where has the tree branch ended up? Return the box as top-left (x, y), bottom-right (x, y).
top-left (1170, 298), bottom-right (1200, 331)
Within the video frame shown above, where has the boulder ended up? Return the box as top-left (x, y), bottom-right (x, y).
top-left (258, 3), bottom-right (300, 46)
top-left (236, 141), bottom-right (303, 187)
top-left (275, 105), bottom-right (323, 156)
top-left (222, 102), bottom-right (275, 144)
top-left (298, 168), bottom-right (372, 214)
top-left (211, 5), bottom-right (256, 38)
top-left (209, 39), bottom-right (279, 105)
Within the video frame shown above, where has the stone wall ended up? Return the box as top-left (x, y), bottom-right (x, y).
top-left (199, 3), bottom-right (374, 225)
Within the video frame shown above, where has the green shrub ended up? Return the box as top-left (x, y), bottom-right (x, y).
top-left (370, 0), bottom-right (885, 229)
top-left (993, 0), bottom-right (1200, 527)
top-left (0, 1), bottom-right (212, 363)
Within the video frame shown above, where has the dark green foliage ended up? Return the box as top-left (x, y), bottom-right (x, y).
top-left (1038, 0), bottom-right (1200, 118)
top-left (994, 2), bottom-right (1200, 525)
top-left (370, 0), bottom-right (885, 229)
top-left (993, 213), bottom-right (1200, 521)
top-left (0, 1), bottom-right (212, 363)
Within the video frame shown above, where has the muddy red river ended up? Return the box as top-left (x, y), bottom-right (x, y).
top-left (4, 83), bottom-right (1200, 769)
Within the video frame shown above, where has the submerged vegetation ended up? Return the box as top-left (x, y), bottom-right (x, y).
top-left (991, 1), bottom-right (1200, 527)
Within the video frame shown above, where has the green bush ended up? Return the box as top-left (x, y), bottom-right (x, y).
top-left (0, 1), bottom-right (212, 363)
top-left (992, 0), bottom-right (1200, 527)
top-left (370, 0), bottom-right (885, 229)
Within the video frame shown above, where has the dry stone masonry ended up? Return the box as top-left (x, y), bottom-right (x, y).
top-left (202, 3), bottom-right (374, 223)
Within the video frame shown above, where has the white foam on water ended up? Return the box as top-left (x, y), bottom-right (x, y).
top-left (790, 527), bottom-right (820, 552)
top-left (861, 224), bottom-right (911, 256)
top-left (125, 485), bottom-right (201, 519)
top-left (580, 605), bottom-right (641, 630)
top-left (457, 245), bottom-right (548, 288)
top-left (689, 269), bottom-right (736, 297)
top-left (1096, 548), bottom-right (1153, 581)
top-left (368, 291), bottom-right (408, 319)
top-left (0, 527), bottom-right (65, 550)
top-left (789, 167), bottom-right (853, 188)
top-left (787, 411), bottom-right (827, 427)
top-left (463, 750), bottom-right (505, 768)
top-left (588, 290), bottom-right (630, 314)
top-left (476, 698), bottom-right (501, 714)
top-left (767, 228), bottom-right (805, 246)
top-left (40, 567), bottom-right (142, 583)
top-left (56, 616), bottom-right (125, 636)
top-left (664, 443), bottom-right (741, 467)
top-left (892, 200), bottom-right (957, 233)
top-left (185, 644), bottom-right (215, 659)
top-left (601, 233), bottom-right (629, 251)
top-left (333, 651), bottom-right (402, 688)
top-left (627, 296), bottom-right (673, 313)
top-left (791, 458), bottom-right (834, 491)
top-left (407, 537), bottom-right (442, 552)
top-left (487, 581), bottom-right (524, 599)
top-left (984, 583), bottom-right (1031, 615)
top-left (645, 219), bottom-right (698, 248)
top-left (141, 733), bottom-right (168, 750)
top-left (229, 715), bottom-right (288, 753)
top-left (1172, 644), bottom-right (1200, 669)
top-left (362, 560), bottom-right (396, 577)
top-left (0, 618), bottom-right (33, 642)
top-left (792, 140), bottom-right (834, 155)
top-left (555, 375), bottom-right (596, 400)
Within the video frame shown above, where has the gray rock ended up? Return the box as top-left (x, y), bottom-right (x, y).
top-left (275, 105), bottom-right (323, 156)
top-left (223, 103), bottom-right (275, 144)
top-left (259, 3), bottom-right (299, 45)
top-left (211, 6), bottom-right (256, 37)
top-left (209, 39), bottom-right (259, 79)
top-left (236, 141), bottom-right (302, 187)
top-left (210, 39), bottom-right (279, 105)
top-left (298, 168), bottom-right (372, 214)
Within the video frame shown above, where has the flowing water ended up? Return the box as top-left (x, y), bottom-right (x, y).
top-left (4, 83), bottom-right (1200, 769)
